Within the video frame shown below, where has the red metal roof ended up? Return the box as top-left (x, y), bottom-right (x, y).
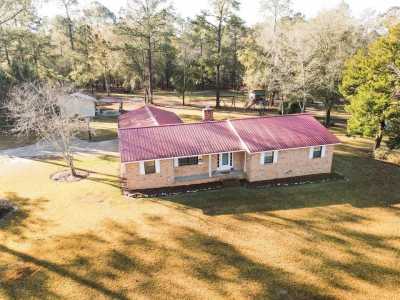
top-left (230, 114), bottom-right (340, 153)
top-left (119, 112), bottom-right (340, 163)
top-left (118, 105), bottom-right (182, 129)
top-left (119, 121), bottom-right (244, 162)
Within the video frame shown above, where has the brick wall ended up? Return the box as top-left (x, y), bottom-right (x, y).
top-left (122, 147), bottom-right (334, 190)
top-left (123, 152), bottom-right (246, 190)
top-left (124, 159), bottom-right (175, 190)
top-left (246, 145), bottom-right (334, 182)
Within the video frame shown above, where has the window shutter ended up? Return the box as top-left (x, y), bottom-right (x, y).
top-left (217, 154), bottom-right (220, 168)
top-left (321, 146), bottom-right (326, 158)
top-left (273, 150), bottom-right (279, 164)
top-left (139, 161), bottom-right (145, 175)
top-left (309, 147), bottom-right (314, 159)
top-left (174, 158), bottom-right (179, 167)
top-left (260, 152), bottom-right (265, 165)
top-left (155, 160), bottom-right (161, 173)
top-left (230, 153), bottom-right (233, 167)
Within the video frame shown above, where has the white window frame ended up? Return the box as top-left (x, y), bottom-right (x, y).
top-left (309, 146), bottom-right (326, 159)
top-left (260, 150), bottom-right (279, 165)
top-left (139, 160), bottom-right (160, 175)
top-left (218, 152), bottom-right (233, 171)
top-left (174, 156), bottom-right (203, 167)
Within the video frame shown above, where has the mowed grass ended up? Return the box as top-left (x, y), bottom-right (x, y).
top-left (1, 107), bottom-right (400, 299)
top-left (0, 135), bottom-right (37, 150)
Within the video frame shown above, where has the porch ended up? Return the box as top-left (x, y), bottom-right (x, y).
top-left (175, 169), bottom-right (246, 183)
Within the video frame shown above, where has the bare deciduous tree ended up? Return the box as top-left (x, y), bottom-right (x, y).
top-left (6, 83), bottom-right (86, 177)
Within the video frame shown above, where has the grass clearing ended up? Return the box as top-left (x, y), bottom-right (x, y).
top-left (0, 135), bottom-right (37, 150)
top-left (1, 101), bottom-right (400, 299)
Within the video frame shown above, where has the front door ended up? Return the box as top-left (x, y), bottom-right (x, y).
top-left (218, 153), bottom-right (233, 171)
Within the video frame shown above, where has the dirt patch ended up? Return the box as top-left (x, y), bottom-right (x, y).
top-left (0, 199), bottom-right (17, 219)
top-left (50, 170), bottom-right (90, 182)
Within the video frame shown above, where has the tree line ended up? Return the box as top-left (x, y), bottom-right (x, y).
top-left (1, 0), bottom-right (400, 149)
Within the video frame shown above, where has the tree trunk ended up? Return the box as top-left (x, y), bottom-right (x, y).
top-left (67, 19), bottom-right (74, 50)
top-left (68, 155), bottom-right (78, 177)
top-left (183, 68), bottom-right (186, 106)
top-left (200, 42), bottom-right (205, 90)
top-left (232, 32), bottom-right (238, 90)
top-left (87, 118), bottom-right (92, 142)
top-left (216, 64), bottom-right (221, 108)
top-left (4, 43), bottom-right (11, 67)
top-left (325, 106), bottom-right (332, 127)
top-left (104, 70), bottom-right (110, 96)
top-left (147, 36), bottom-right (153, 104)
top-left (374, 121), bottom-right (385, 150)
top-left (215, 21), bottom-right (222, 108)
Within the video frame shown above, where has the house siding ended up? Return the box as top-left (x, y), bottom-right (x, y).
top-left (246, 146), bottom-right (334, 182)
top-left (121, 147), bottom-right (334, 190)
top-left (122, 152), bottom-right (246, 190)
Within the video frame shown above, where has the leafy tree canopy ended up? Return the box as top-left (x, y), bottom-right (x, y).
top-left (341, 24), bottom-right (400, 149)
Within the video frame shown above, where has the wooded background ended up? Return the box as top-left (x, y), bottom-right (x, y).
top-left (1, 0), bottom-right (400, 147)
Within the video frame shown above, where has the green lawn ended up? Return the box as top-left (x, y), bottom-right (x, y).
top-left (0, 135), bottom-right (37, 150)
top-left (1, 101), bottom-right (400, 299)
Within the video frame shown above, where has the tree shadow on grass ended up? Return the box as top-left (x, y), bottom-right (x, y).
top-left (299, 247), bottom-right (400, 290)
top-left (1, 214), bottom-right (398, 299)
top-left (40, 220), bottom-right (340, 299)
top-left (31, 158), bottom-right (122, 189)
top-left (0, 244), bottom-right (129, 300)
top-left (240, 210), bottom-right (400, 292)
top-left (171, 226), bottom-right (336, 300)
top-left (0, 192), bottom-right (50, 241)
top-left (160, 152), bottom-right (400, 216)
top-left (0, 261), bottom-right (60, 300)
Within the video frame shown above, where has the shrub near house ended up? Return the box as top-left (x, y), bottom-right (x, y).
top-left (118, 105), bottom-right (340, 191)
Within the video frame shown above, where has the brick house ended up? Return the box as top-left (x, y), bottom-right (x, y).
top-left (118, 105), bottom-right (340, 191)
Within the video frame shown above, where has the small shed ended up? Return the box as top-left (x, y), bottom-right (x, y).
top-left (59, 92), bottom-right (98, 118)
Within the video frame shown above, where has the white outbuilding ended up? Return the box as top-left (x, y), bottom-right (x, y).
top-left (59, 92), bottom-right (98, 118)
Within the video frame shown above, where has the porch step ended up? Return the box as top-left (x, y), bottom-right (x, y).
top-left (222, 179), bottom-right (241, 188)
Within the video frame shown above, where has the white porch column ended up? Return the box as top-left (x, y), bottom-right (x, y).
top-left (244, 152), bottom-right (247, 173)
top-left (209, 154), bottom-right (212, 177)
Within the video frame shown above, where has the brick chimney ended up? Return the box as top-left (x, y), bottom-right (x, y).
top-left (202, 106), bottom-right (214, 122)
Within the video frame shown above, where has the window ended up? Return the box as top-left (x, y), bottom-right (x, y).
top-left (144, 160), bottom-right (156, 174)
top-left (178, 156), bottom-right (199, 166)
top-left (221, 153), bottom-right (229, 166)
top-left (260, 151), bottom-right (278, 165)
top-left (263, 151), bottom-right (274, 164)
top-left (312, 146), bottom-right (323, 159)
